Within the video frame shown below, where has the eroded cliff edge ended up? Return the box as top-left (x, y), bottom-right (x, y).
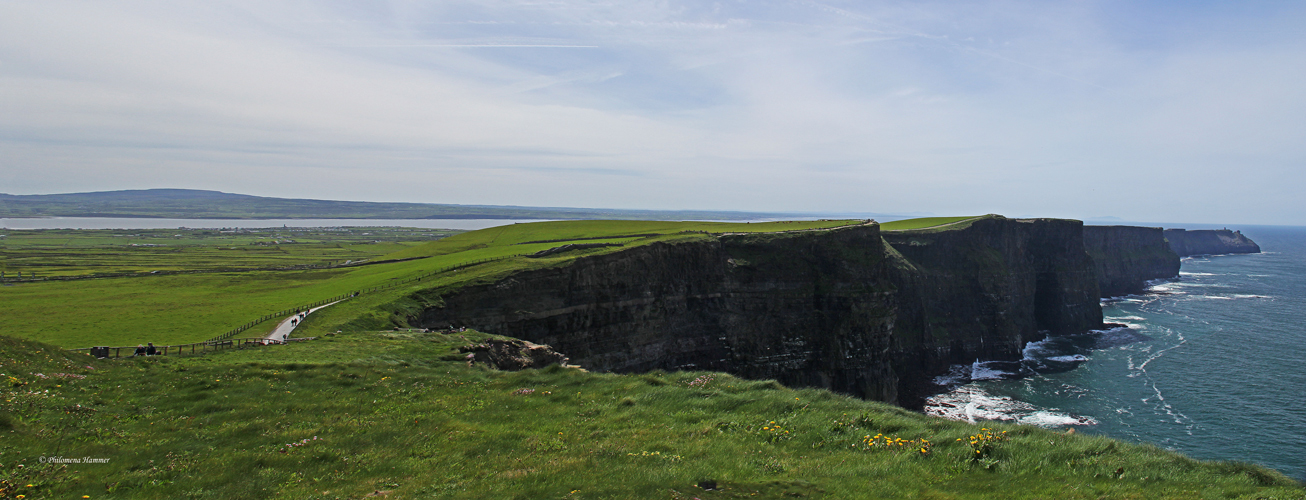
top-left (418, 224), bottom-right (903, 402)
top-left (1083, 226), bottom-right (1181, 297)
top-left (881, 217), bottom-right (1104, 406)
top-left (1164, 229), bottom-right (1261, 257)
top-left (414, 216), bottom-right (1108, 406)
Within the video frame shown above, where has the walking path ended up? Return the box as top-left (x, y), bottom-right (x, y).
top-left (264, 300), bottom-right (344, 343)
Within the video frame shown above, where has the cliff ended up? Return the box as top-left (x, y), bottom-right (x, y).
top-left (417, 224), bottom-right (903, 402)
top-left (1164, 229), bottom-right (1261, 257)
top-left (413, 216), bottom-right (1108, 407)
top-left (881, 216), bottom-right (1104, 405)
top-left (1083, 226), bottom-right (1181, 297)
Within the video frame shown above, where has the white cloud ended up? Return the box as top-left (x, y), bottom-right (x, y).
top-left (2, 0), bottom-right (1305, 224)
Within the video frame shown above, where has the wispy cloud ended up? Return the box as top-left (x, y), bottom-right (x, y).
top-left (2, 0), bottom-right (1305, 223)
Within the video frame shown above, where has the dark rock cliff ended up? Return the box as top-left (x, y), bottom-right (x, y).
top-left (881, 217), bottom-right (1104, 406)
top-left (414, 216), bottom-right (1109, 407)
top-left (1164, 229), bottom-right (1261, 257)
top-left (1083, 226), bottom-right (1181, 297)
top-left (417, 225), bottom-right (902, 402)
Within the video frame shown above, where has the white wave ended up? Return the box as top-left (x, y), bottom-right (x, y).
top-left (932, 365), bottom-right (970, 386)
top-left (1179, 272), bottom-right (1217, 276)
top-left (1145, 283), bottom-right (1186, 294)
top-left (1019, 411), bottom-right (1098, 427)
top-left (1022, 339), bottom-right (1055, 361)
top-left (1102, 323), bottom-right (1144, 331)
top-left (1106, 315), bottom-right (1146, 322)
top-left (1194, 293), bottom-right (1271, 301)
top-left (1091, 326), bottom-right (1152, 350)
top-left (1106, 296), bottom-right (1152, 304)
top-left (1132, 332), bottom-right (1185, 372)
top-left (1047, 355), bottom-right (1088, 362)
top-left (1141, 378), bottom-right (1191, 426)
top-left (970, 360), bottom-right (1013, 381)
top-left (923, 385), bottom-right (1095, 427)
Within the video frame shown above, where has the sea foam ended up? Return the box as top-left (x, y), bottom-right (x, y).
top-left (923, 386), bottom-right (1097, 427)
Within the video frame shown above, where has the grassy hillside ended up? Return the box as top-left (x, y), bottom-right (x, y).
top-left (1, 333), bottom-right (1300, 499)
top-left (0, 219), bottom-right (861, 348)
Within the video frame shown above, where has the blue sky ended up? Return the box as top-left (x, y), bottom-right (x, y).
top-left (2, 1), bottom-right (1304, 224)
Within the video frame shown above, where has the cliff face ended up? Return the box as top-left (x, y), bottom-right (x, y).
top-left (415, 217), bottom-right (1109, 407)
top-left (1083, 226), bottom-right (1181, 297)
top-left (1164, 229), bottom-right (1261, 257)
top-left (417, 225), bottom-right (902, 402)
top-left (881, 217), bottom-right (1104, 405)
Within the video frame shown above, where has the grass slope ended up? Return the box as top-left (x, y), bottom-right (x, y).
top-left (1, 333), bottom-right (1300, 499)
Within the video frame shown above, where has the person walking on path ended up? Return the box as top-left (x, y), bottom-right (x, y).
top-left (264, 300), bottom-right (346, 343)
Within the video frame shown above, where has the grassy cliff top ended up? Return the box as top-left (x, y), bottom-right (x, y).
top-left (0, 219), bottom-right (863, 348)
top-left (879, 216), bottom-right (982, 231)
top-left (386, 219), bottom-right (865, 260)
top-left (2, 333), bottom-right (1299, 499)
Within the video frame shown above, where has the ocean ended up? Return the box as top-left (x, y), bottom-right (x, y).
top-left (924, 225), bottom-right (1306, 481)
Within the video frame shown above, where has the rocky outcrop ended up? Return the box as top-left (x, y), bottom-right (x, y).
top-left (418, 224), bottom-right (902, 401)
top-left (460, 338), bottom-right (570, 370)
top-left (881, 216), bottom-right (1104, 406)
top-left (1083, 226), bottom-right (1181, 297)
top-left (1164, 229), bottom-right (1261, 257)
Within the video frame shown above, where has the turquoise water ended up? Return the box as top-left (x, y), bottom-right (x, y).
top-left (925, 225), bottom-right (1306, 481)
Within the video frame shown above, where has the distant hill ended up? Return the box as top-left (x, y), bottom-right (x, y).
top-left (0, 189), bottom-right (787, 221)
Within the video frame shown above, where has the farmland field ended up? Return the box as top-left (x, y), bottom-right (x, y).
top-left (0, 226), bottom-right (455, 277)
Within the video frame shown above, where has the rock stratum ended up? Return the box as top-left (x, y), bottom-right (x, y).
top-left (410, 216), bottom-right (1259, 408)
top-left (1164, 228), bottom-right (1262, 257)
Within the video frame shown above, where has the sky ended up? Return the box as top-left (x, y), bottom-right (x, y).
top-left (2, 1), bottom-right (1305, 225)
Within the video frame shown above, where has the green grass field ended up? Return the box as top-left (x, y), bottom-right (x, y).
top-left (0, 227), bottom-right (455, 278)
top-left (1, 333), bottom-right (1300, 499)
top-left (0, 220), bottom-right (863, 348)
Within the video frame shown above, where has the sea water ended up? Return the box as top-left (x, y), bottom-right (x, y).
top-left (925, 225), bottom-right (1306, 481)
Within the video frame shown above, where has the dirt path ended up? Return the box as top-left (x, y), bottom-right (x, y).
top-left (264, 300), bottom-right (343, 342)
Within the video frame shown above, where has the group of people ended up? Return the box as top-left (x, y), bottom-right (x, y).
top-left (130, 309), bottom-right (312, 356)
top-left (290, 310), bottom-right (308, 326)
